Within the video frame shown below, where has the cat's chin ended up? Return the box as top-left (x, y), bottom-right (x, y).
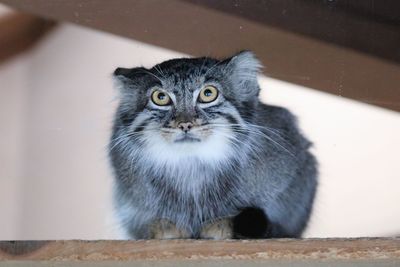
top-left (173, 134), bottom-right (202, 143)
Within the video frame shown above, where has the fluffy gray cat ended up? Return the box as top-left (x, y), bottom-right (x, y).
top-left (109, 51), bottom-right (317, 239)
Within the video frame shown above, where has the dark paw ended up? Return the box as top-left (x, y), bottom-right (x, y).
top-left (232, 207), bottom-right (270, 239)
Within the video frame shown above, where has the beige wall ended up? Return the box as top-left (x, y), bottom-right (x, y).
top-left (0, 22), bottom-right (399, 239)
top-left (0, 54), bottom-right (29, 239)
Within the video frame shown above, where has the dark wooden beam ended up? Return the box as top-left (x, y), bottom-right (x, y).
top-left (0, 13), bottom-right (55, 63)
top-left (1, 0), bottom-right (399, 111)
top-left (185, 0), bottom-right (400, 64)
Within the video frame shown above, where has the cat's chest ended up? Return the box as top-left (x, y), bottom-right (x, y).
top-left (145, 158), bottom-right (244, 207)
top-left (136, 150), bottom-right (247, 231)
top-left (146, 159), bottom-right (219, 196)
top-left (150, 167), bottom-right (241, 228)
top-left (136, 140), bottom-right (244, 219)
top-left (140, 141), bottom-right (235, 193)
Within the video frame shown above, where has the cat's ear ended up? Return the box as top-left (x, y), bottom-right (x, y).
top-left (224, 51), bottom-right (262, 79)
top-left (113, 67), bottom-right (148, 96)
top-left (222, 51), bottom-right (262, 98)
top-left (113, 67), bottom-right (149, 81)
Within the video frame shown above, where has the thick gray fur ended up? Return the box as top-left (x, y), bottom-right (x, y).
top-left (109, 51), bottom-right (318, 239)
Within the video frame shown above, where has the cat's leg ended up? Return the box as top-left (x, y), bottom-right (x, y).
top-left (149, 219), bottom-right (191, 239)
top-left (199, 218), bottom-right (233, 239)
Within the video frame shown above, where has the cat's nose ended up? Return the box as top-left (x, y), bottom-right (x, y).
top-left (178, 122), bottom-right (193, 133)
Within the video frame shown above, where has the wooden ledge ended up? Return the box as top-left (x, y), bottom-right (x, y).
top-left (1, 238), bottom-right (400, 266)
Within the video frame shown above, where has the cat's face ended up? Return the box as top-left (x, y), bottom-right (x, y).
top-left (113, 51), bottom-right (261, 163)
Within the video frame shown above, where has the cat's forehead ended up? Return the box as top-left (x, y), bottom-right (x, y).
top-left (150, 57), bottom-right (220, 92)
top-left (155, 57), bottom-right (218, 74)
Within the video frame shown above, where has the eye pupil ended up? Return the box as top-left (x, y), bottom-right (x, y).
top-left (158, 93), bottom-right (165, 100)
top-left (204, 89), bottom-right (212, 97)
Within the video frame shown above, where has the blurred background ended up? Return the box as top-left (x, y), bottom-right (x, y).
top-left (0, 1), bottom-right (399, 240)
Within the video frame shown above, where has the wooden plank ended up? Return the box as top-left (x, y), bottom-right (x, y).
top-left (0, 13), bottom-right (54, 63)
top-left (186, 0), bottom-right (400, 64)
top-left (1, 0), bottom-right (400, 111)
top-left (0, 239), bottom-right (400, 266)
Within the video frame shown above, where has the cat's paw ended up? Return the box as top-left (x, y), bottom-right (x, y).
top-left (199, 218), bottom-right (233, 240)
top-left (149, 219), bottom-right (190, 239)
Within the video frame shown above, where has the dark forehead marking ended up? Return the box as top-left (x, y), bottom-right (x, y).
top-left (149, 57), bottom-right (221, 95)
top-left (151, 57), bottom-right (219, 78)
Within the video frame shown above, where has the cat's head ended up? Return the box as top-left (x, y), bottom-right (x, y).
top-left (112, 51), bottom-right (262, 162)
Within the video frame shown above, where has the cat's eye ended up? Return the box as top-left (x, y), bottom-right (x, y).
top-left (198, 85), bottom-right (218, 103)
top-left (151, 90), bottom-right (171, 106)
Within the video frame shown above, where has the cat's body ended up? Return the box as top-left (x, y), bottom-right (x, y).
top-left (109, 51), bottom-right (317, 239)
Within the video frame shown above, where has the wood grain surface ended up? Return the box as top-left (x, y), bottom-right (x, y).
top-left (0, 238), bottom-right (399, 261)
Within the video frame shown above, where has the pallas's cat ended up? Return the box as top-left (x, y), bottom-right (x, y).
top-left (109, 51), bottom-right (317, 239)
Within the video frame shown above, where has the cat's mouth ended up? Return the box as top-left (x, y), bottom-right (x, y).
top-left (174, 134), bottom-right (201, 143)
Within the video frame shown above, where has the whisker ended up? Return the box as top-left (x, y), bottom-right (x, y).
top-left (153, 65), bottom-right (166, 79)
top-left (240, 129), bottom-right (296, 158)
top-left (196, 56), bottom-right (209, 79)
top-left (136, 69), bottom-right (163, 84)
top-left (203, 60), bottom-right (224, 77)
top-left (211, 123), bottom-right (292, 147)
top-left (210, 123), bottom-right (296, 158)
top-left (109, 131), bottom-right (144, 152)
top-left (212, 129), bottom-right (265, 163)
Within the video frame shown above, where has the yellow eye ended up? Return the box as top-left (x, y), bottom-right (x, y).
top-left (198, 85), bottom-right (218, 103)
top-left (151, 90), bottom-right (171, 106)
